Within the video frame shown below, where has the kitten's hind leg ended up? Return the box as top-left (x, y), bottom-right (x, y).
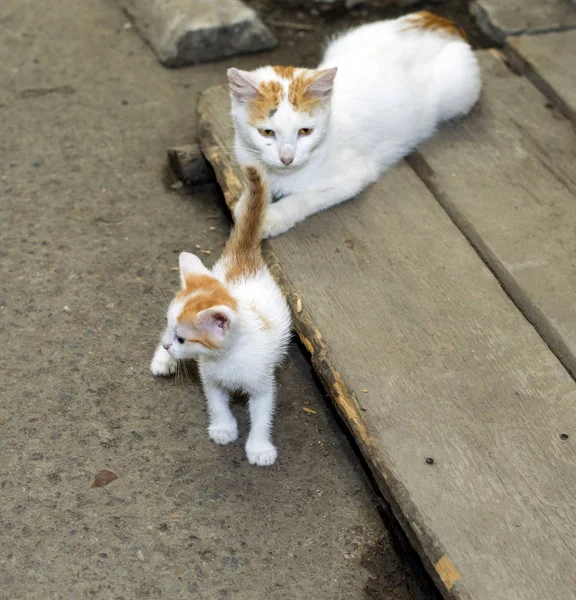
top-left (246, 383), bottom-right (277, 466)
top-left (204, 382), bottom-right (238, 445)
top-left (151, 344), bottom-right (177, 377)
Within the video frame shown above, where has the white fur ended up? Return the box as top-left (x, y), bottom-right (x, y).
top-left (151, 255), bottom-right (291, 467)
top-left (230, 14), bottom-right (481, 236)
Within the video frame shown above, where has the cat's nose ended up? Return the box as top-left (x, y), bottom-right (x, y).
top-left (162, 342), bottom-right (171, 350)
top-left (279, 144), bottom-right (294, 166)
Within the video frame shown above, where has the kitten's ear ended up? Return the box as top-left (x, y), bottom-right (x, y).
top-left (227, 68), bottom-right (259, 103)
top-left (179, 252), bottom-right (210, 289)
top-left (307, 67), bottom-right (338, 99)
top-left (196, 306), bottom-right (236, 337)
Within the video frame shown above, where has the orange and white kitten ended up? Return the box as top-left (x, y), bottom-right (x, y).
top-left (151, 167), bottom-right (291, 466)
top-left (229, 12), bottom-right (481, 237)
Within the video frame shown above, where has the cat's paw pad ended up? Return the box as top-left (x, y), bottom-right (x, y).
top-left (150, 346), bottom-right (177, 377)
top-left (246, 440), bottom-right (277, 466)
top-left (209, 422), bottom-right (238, 445)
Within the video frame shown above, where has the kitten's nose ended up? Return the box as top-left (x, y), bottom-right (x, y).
top-left (279, 144), bottom-right (294, 166)
top-left (162, 342), bottom-right (171, 350)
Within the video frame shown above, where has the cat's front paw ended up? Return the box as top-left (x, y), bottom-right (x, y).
top-left (150, 345), bottom-right (177, 377)
top-left (209, 421), bottom-right (238, 445)
top-left (262, 203), bottom-right (297, 238)
top-left (246, 439), bottom-right (277, 466)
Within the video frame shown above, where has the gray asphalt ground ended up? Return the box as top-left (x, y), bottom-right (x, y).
top-left (0, 1), bottom-right (440, 598)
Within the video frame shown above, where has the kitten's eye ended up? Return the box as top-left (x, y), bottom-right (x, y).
top-left (298, 128), bottom-right (313, 136)
top-left (258, 129), bottom-right (275, 138)
top-left (176, 335), bottom-right (185, 344)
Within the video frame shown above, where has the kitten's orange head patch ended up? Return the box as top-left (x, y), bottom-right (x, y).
top-left (176, 274), bottom-right (237, 349)
top-left (248, 80), bottom-right (284, 125)
top-left (406, 11), bottom-right (467, 40)
top-left (177, 275), bottom-right (237, 321)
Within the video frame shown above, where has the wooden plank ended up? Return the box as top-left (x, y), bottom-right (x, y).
top-left (504, 31), bottom-right (576, 124)
top-left (409, 50), bottom-right (576, 382)
top-left (198, 84), bottom-right (576, 600)
top-left (471, 0), bottom-right (576, 43)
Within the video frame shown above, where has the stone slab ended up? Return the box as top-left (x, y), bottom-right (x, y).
top-left (471, 0), bottom-right (576, 43)
top-left (118, 0), bottom-right (276, 67)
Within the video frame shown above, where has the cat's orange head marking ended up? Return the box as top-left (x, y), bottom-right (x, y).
top-left (247, 68), bottom-right (330, 124)
top-left (248, 80), bottom-right (283, 125)
top-left (288, 70), bottom-right (327, 114)
top-left (273, 66), bottom-right (297, 80)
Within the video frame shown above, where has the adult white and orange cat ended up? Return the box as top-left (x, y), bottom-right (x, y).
top-left (229, 12), bottom-right (481, 237)
top-left (151, 167), bottom-right (291, 466)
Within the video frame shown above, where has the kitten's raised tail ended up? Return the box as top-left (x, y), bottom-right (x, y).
top-left (223, 165), bottom-right (269, 280)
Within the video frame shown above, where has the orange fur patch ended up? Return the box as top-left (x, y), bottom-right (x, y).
top-left (273, 66), bottom-right (297, 80)
top-left (249, 68), bottom-right (328, 124)
top-left (406, 11), bottom-right (466, 40)
top-left (248, 301), bottom-right (272, 331)
top-left (288, 70), bottom-right (326, 114)
top-left (248, 80), bottom-right (283, 125)
top-left (177, 274), bottom-right (237, 322)
top-left (223, 166), bottom-right (266, 283)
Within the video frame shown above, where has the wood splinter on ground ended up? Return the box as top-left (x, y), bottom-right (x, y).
top-left (167, 144), bottom-right (215, 185)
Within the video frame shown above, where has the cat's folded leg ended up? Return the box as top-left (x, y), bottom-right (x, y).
top-left (150, 343), bottom-right (177, 377)
top-left (204, 382), bottom-right (238, 445)
top-left (245, 384), bottom-right (277, 466)
top-left (263, 164), bottom-right (377, 237)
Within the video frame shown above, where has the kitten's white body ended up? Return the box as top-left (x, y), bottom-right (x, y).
top-left (196, 264), bottom-right (291, 397)
top-left (231, 14), bottom-right (481, 236)
top-left (151, 168), bottom-right (291, 466)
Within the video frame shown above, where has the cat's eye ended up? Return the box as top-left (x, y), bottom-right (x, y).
top-left (298, 128), bottom-right (313, 136)
top-left (258, 129), bottom-right (275, 138)
top-left (176, 335), bottom-right (185, 344)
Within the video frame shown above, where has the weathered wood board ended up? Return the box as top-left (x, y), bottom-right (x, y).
top-left (504, 31), bottom-right (576, 124)
top-left (410, 51), bottom-right (576, 383)
top-left (471, 0), bottom-right (576, 43)
top-left (198, 80), bottom-right (576, 599)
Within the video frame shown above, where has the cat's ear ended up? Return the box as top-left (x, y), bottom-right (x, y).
top-left (307, 67), bottom-right (338, 99)
top-left (227, 68), bottom-right (259, 103)
top-left (179, 252), bottom-right (210, 289)
top-left (195, 306), bottom-right (236, 337)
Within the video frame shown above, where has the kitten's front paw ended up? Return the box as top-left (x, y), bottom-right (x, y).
top-left (246, 439), bottom-right (278, 466)
top-left (262, 204), bottom-right (296, 239)
top-left (150, 345), bottom-right (177, 377)
top-left (209, 421), bottom-right (238, 445)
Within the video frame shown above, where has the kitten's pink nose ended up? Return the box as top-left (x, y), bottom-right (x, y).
top-left (281, 156), bottom-right (293, 166)
top-left (162, 342), bottom-right (171, 350)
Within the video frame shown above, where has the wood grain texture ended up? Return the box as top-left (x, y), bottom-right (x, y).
top-left (409, 50), bottom-right (576, 382)
top-left (198, 83), bottom-right (576, 600)
top-left (504, 31), bottom-right (576, 124)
